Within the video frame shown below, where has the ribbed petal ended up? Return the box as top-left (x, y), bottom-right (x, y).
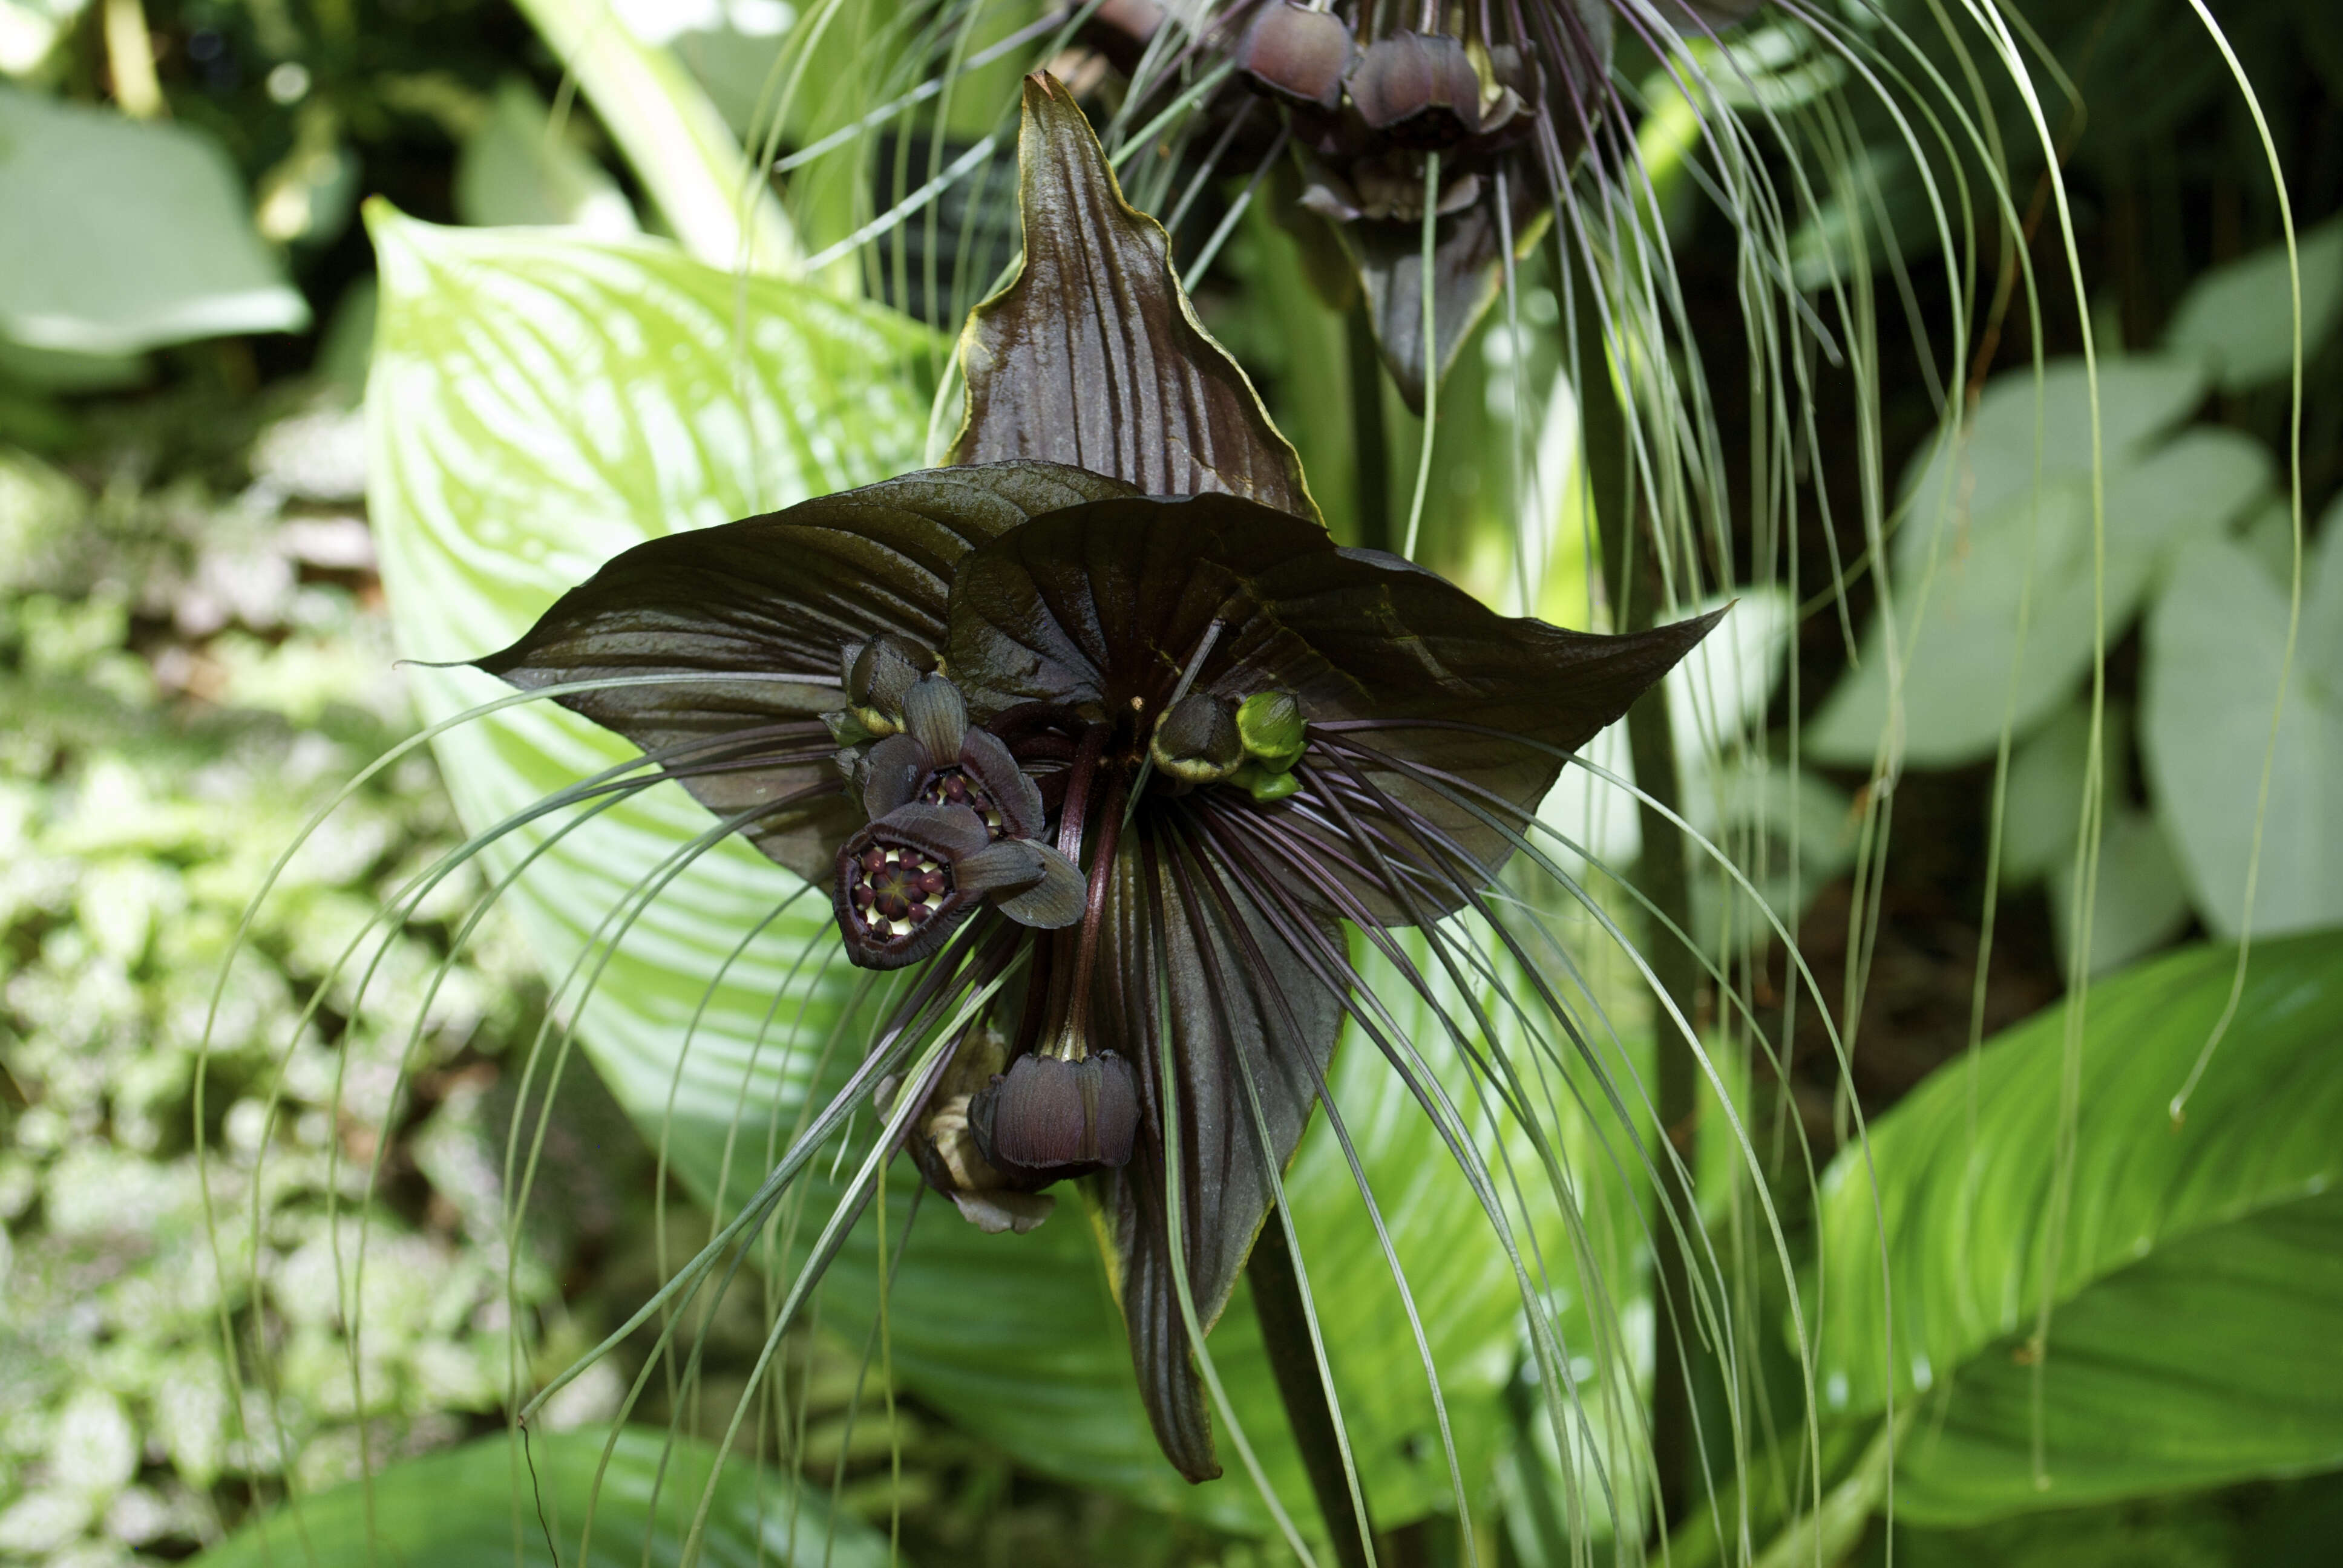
top-left (474, 462), bottom-right (1133, 881)
top-left (1087, 825), bottom-right (1346, 1483)
top-left (947, 491), bottom-right (1721, 916)
top-left (948, 73), bottom-right (1319, 523)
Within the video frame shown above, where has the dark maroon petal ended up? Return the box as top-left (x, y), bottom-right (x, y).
top-left (900, 673), bottom-right (969, 760)
top-left (947, 489), bottom-right (1719, 914)
top-left (1084, 827), bottom-right (1347, 1485)
top-left (955, 726), bottom-right (1045, 838)
top-left (948, 73), bottom-right (1319, 523)
top-left (953, 837), bottom-right (1049, 898)
top-left (474, 462), bottom-right (1134, 881)
top-left (870, 801), bottom-right (991, 863)
top-left (860, 733), bottom-right (934, 820)
top-left (1334, 163), bottom-right (1550, 415)
top-left (989, 840), bottom-right (1085, 928)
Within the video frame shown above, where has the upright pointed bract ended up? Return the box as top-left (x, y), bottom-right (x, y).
top-left (479, 72), bottom-right (1719, 1487)
top-left (951, 74), bottom-right (1319, 523)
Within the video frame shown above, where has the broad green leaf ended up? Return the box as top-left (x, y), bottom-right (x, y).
top-left (509, 0), bottom-right (794, 273)
top-left (456, 77), bottom-right (641, 237)
top-left (1810, 373), bottom-right (2266, 767)
top-left (2141, 523), bottom-right (2343, 936)
top-left (1890, 1189), bottom-right (2343, 1521)
top-left (1810, 933), bottom-right (2343, 1512)
top-left (365, 207), bottom-right (1585, 1532)
top-left (2000, 702), bottom-right (2189, 972)
top-left (1997, 704), bottom-right (2111, 886)
top-left (2163, 217), bottom-right (2343, 393)
top-left (191, 1427), bottom-right (891, 1567)
top-left (661, 0), bottom-right (799, 137)
top-left (0, 86), bottom-right (309, 354)
top-left (2043, 806), bottom-right (2191, 978)
top-left (1896, 358), bottom-right (2207, 539)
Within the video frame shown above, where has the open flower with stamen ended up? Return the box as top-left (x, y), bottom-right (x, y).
top-left (479, 74), bottom-right (1719, 1486)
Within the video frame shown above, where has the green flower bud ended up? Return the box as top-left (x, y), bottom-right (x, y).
top-left (1236, 690), bottom-right (1306, 771)
top-left (1233, 761), bottom-right (1302, 803)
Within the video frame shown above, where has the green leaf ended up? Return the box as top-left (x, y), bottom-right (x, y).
top-left (190, 1427), bottom-right (892, 1567)
top-left (508, 0), bottom-right (794, 273)
top-left (1810, 932), bottom-right (2343, 1517)
top-left (1999, 702), bottom-right (2191, 973)
top-left (2044, 805), bottom-right (2191, 978)
top-left (455, 77), bottom-right (641, 236)
top-left (1890, 1190), bottom-right (2343, 1521)
top-left (2141, 519), bottom-right (2343, 937)
top-left (0, 85), bottom-right (309, 355)
top-left (2163, 217), bottom-right (2343, 394)
top-left (1810, 364), bottom-right (2265, 768)
top-left (1998, 704), bottom-right (2109, 886)
top-left (365, 206), bottom-right (1565, 1532)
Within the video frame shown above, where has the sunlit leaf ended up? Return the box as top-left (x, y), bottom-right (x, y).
top-left (2141, 520), bottom-right (2343, 937)
top-left (0, 86), bottom-right (309, 356)
top-left (1811, 366), bottom-right (2267, 767)
top-left (1810, 932), bottom-right (2343, 1513)
top-left (1890, 1189), bottom-right (2343, 1522)
top-left (455, 77), bottom-right (641, 237)
top-left (191, 1427), bottom-right (891, 1567)
top-left (2044, 806), bottom-right (2192, 978)
top-left (2163, 217), bottom-right (2343, 393)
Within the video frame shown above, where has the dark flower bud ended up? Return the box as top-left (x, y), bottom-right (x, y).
top-left (841, 633), bottom-right (936, 736)
top-left (972, 1051), bottom-right (1141, 1176)
top-left (1236, 2), bottom-right (1352, 110)
top-left (1346, 31), bottom-right (1485, 148)
top-left (1150, 691), bottom-right (1245, 783)
top-left (900, 1026), bottom-right (1058, 1233)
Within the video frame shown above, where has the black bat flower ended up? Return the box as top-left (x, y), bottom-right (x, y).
top-left (1080, 0), bottom-right (1761, 410)
top-left (479, 74), bottom-right (1718, 1485)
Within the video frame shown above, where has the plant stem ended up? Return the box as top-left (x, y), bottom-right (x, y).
top-left (1576, 315), bottom-right (1702, 1529)
top-left (1348, 307), bottom-right (1394, 555)
top-left (1248, 1209), bottom-right (1375, 1568)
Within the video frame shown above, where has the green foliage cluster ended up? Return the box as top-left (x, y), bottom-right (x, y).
top-left (0, 418), bottom-right (578, 1563)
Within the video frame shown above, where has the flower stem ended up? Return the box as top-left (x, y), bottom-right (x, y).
top-left (1248, 1209), bottom-right (1377, 1568)
top-left (1577, 307), bottom-right (1702, 1529)
top-left (1401, 151), bottom-right (1441, 561)
top-left (1348, 309), bottom-right (1392, 554)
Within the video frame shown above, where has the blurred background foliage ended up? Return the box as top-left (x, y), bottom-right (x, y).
top-left (1, 0), bottom-right (2339, 1564)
